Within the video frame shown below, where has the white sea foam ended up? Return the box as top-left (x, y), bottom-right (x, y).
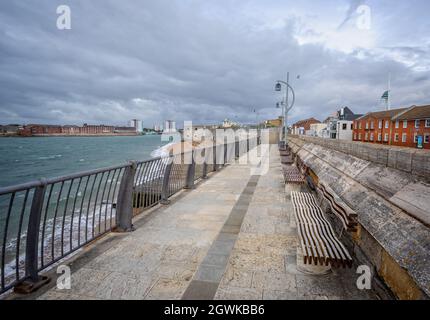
top-left (37, 154), bottom-right (63, 160)
top-left (3, 202), bottom-right (116, 287)
top-left (150, 143), bottom-right (174, 158)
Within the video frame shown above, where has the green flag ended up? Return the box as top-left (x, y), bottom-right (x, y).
top-left (381, 90), bottom-right (389, 100)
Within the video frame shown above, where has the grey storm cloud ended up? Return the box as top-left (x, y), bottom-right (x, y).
top-left (0, 0), bottom-right (429, 127)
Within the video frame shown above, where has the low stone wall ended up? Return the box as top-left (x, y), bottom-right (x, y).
top-left (288, 136), bottom-right (430, 300)
top-left (291, 135), bottom-right (430, 181)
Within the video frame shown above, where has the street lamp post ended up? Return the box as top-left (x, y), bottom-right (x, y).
top-left (276, 100), bottom-right (285, 142)
top-left (275, 72), bottom-right (296, 145)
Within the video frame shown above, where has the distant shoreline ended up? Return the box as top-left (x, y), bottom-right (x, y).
top-left (0, 133), bottom-right (162, 138)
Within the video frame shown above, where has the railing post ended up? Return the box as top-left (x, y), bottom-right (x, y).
top-left (14, 179), bottom-right (50, 294)
top-left (224, 143), bottom-right (228, 167)
top-left (185, 150), bottom-right (196, 189)
top-left (160, 155), bottom-right (173, 205)
top-left (114, 161), bottom-right (136, 233)
top-left (202, 148), bottom-right (208, 179)
top-left (213, 145), bottom-right (218, 172)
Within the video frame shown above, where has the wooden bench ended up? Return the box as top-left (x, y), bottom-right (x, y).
top-left (316, 182), bottom-right (358, 232)
top-left (291, 191), bottom-right (353, 268)
top-left (282, 165), bottom-right (305, 184)
top-left (281, 154), bottom-right (294, 165)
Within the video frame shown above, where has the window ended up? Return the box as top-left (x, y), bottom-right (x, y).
top-left (342, 123), bottom-right (347, 130)
top-left (414, 133), bottom-right (418, 143)
top-left (358, 133), bottom-right (362, 140)
top-left (370, 133), bottom-right (374, 141)
top-left (359, 122), bottom-right (362, 129)
top-left (394, 133), bottom-right (399, 142)
top-left (426, 119), bottom-right (430, 128)
top-left (385, 120), bottom-right (389, 129)
top-left (403, 120), bottom-right (408, 128)
top-left (402, 133), bottom-right (407, 143)
top-left (354, 133), bottom-right (357, 140)
top-left (378, 120), bottom-right (383, 129)
top-left (370, 121), bottom-right (374, 129)
top-left (378, 133), bottom-right (382, 141)
top-left (395, 120), bottom-right (399, 129)
top-left (425, 134), bottom-right (430, 144)
top-left (415, 120), bottom-right (420, 128)
top-left (384, 133), bottom-right (389, 142)
top-left (365, 133), bottom-right (368, 141)
top-left (354, 122), bottom-right (358, 129)
top-left (365, 122), bottom-right (369, 129)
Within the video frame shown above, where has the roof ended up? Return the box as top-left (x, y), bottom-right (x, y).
top-left (293, 117), bottom-right (320, 126)
top-left (392, 105), bottom-right (430, 120)
top-left (293, 118), bottom-right (321, 130)
top-left (356, 107), bottom-right (408, 121)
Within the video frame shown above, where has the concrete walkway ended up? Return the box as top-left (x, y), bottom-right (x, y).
top-left (19, 145), bottom-right (377, 300)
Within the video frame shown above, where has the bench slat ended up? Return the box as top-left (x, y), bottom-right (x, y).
top-left (291, 191), bottom-right (353, 268)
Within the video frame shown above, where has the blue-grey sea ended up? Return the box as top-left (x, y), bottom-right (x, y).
top-left (0, 135), bottom-right (167, 188)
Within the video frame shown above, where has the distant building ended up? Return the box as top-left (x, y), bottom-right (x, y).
top-left (128, 119), bottom-right (143, 133)
top-left (353, 105), bottom-right (430, 149)
top-left (336, 120), bottom-right (355, 141)
top-left (308, 123), bottom-right (328, 138)
top-left (153, 124), bottom-right (162, 132)
top-left (327, 107), bottom-right (362, 140)
top-left (17, 123), bottom-right (137, 136)
top-left (164, 120), bottom-right (176, 133)
top-left (222, 118), bottom-right (239, 128)
top-left (292, 118), bottom-right (321, 135)
top-left (79, 124), bottom-right (115, 135)
top-left (183, 124), bottom-right (219, 141)
top-left (114, 126), bottom-right (138, 134)
top-left (0, 124), bottom-right (21, 135)
top-left (264, 117), bottom-right (283, 128)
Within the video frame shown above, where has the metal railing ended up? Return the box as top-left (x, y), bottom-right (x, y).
top-left (0, 138), bottom-right (257, 295)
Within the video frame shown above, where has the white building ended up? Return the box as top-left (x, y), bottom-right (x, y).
top-left (307, 123), bottom-right (329, 138)
top-left (222, 118), bottom-right (239, 128)
top-left (128, 119), bottom-right (143, 133)
top-left (336, 120), bottom-right (354, 141)
top-left (164, 120), bottom-right (177, 133)
top-left (323, 107), bottom-right (362, 141)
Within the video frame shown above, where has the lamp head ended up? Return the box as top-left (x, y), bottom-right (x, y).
top-left (275, 83), bottom-right (282, 92)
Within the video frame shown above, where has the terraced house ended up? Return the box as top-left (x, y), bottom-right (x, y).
top-left (353, 105), bottom-right (430, 149)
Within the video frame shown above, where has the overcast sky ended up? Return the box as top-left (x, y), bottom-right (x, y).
top-left (0, 0), bottom-right (429, 127)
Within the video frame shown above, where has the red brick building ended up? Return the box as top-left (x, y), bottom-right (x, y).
top-left (24, 124), bottom-right (63, 135)
top-left (353, 105), bottom-right (430, 149)
top-left (391, 105), bottom-right (430, 148)
top-left (292, 118), bottom-right (321, 135)
top-left (18, 124), bottom-right (135, 136)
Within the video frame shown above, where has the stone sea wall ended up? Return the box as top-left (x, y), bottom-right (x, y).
top-left (287, 135), bottom-right (430, 300)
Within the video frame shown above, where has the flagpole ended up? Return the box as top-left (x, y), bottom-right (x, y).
top-left (388, 73), bottom-right (391, 110)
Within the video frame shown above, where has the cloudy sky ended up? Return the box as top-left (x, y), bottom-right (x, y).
top-left (0, 0), bottom-right (429, 127)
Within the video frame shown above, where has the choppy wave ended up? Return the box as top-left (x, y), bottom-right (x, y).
top-left (150, 143), bottom-right (174, 158)
top-left (37, 154), bottom-right (63, 160)
top-left (3, 202), bottom-right (116, 286)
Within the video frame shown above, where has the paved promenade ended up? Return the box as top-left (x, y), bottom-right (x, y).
top-left (17, 145), bottom-right (377, 300)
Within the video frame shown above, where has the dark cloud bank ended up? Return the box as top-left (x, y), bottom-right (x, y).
top-left (0, 0), bottom-right (429, 127)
